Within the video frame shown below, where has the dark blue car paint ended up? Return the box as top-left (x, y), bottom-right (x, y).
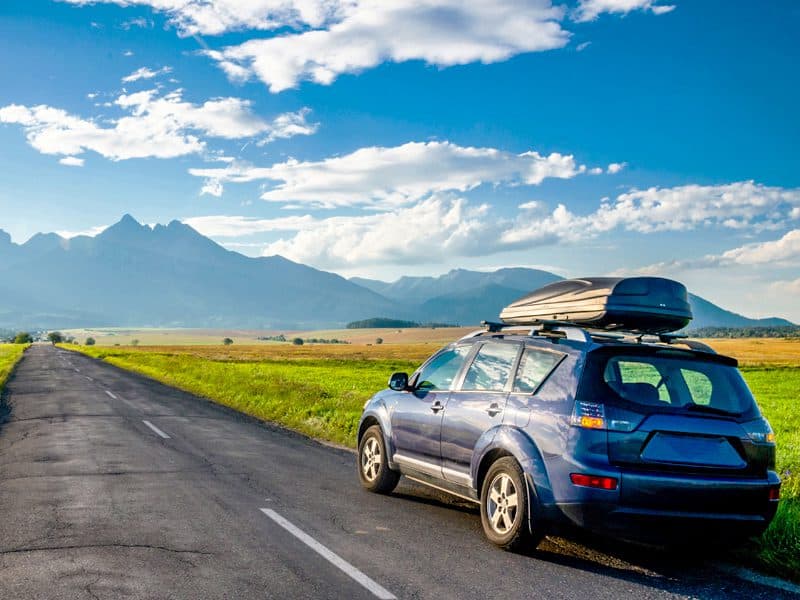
top-left (358, 333), bottom-right (779, 543)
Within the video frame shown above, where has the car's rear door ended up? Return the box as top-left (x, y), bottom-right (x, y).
top-left (585, 349), bottom-right (775, 513)
top-left (440, 341), bottom-right (522, 486)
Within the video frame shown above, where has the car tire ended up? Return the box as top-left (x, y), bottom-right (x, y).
top-left (480, 457), bottom-right (542, 551)
top-left (358, 425), bottom-right (400, 494)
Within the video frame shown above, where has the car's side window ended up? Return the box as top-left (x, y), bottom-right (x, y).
top-left (513, 348), bottom-right (563, 393)
top-left (461, 342), bottom-right (520, 392)
top-left (416, 345), bottom-right (471, 391)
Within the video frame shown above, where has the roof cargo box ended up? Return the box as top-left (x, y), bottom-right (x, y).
top-left (499, 277), bottom-right (692, 334)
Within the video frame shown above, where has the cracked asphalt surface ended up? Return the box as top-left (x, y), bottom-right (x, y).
top-left (0, 344), bottom-right (797, 599)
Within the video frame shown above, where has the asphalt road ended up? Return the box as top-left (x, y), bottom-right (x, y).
top-left (0, 344), bottom-right (796, 599)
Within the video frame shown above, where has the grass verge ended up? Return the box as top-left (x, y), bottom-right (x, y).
top-left (0, 344), bottom-right (28, 394)
top-left (62, 345), bottom-right (798, 581)
top-left (739, 367), bottom-right (799, 581)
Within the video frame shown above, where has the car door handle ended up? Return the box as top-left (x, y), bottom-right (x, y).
top-left (431, 400), bottom-right (444, 413)
top-left (486, 403), bottom-right (502, 417)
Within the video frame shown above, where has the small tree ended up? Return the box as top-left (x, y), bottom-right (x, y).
top-left (14, 332), bottom-right (33, 344)
top-left (375, 337), bottom-right (383, 345)
top-left (292, 337), bottom-right (304, 346)
top-left (47, 332), bottom-right (64, 345)
top-left (85, 337), bottom-right (96, 346)
top-left (223, 337), bottom-right (234, 345)
top-left (131, 339), bottom-right (140, 346)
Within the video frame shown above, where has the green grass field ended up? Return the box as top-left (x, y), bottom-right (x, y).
top-left (0, 344), bottom-right (28, 394)
top-left (737, 367), bottom-right (799, 578)
top-left (64, 341), bottom-right (799, 581)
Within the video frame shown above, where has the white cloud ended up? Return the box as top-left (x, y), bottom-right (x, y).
top-left (717, 229), bottom-right (800, 266)
top-left (576, 41), bottom-right (591, 52)
top-left (185, 183), bottom-right (800, 271)
top-left (592, 181), bottom-right (800, 234)
top-left (121, 17), bottom-right (153, 29)
top-left (573, 0), bottom-right (675, 22)
top-left (189, 141), bottom-right (592, 208)
top-left (0, 90), bottom-right (317, 162)
top-left (200, 179), bottom-right (224, 197)
top-left (612, 229), bottom-right (800, 277)
top-left (121, 66), bottom-right (172, 82)
top-left (206, 1), bottom-right (570, 92)
top-left (123, 50), bottom-right (135, 56)
top-left (183, 214), bottom-right (318, 236)
top-left (64, 1), bottom-right (673, 93)
top-left (62, 0), bottom-right (351, 35)
top-left (607, 161), bottom-right (626, 174)
top-left (261, 195), bottom-right (502, 269)
top-left (56, 224), bottom-right (108, 238)
top-left (59, 156), bottom-right (85, 167)
top-left (769, 277), bottom-right (800, 296)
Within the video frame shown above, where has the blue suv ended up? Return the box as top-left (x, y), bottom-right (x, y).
top-left (356, 324), bottom-right (780, 550)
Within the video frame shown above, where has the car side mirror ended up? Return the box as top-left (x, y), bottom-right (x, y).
top-left (388, 372), bottom-right (409, 391)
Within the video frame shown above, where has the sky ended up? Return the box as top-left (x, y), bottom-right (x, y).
top-left (0, 0), bottom-right (798, 321)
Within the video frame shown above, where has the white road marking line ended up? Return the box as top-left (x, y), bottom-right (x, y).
top-left (74, 368), bottom-right (80, 373)
top-left (105, 390), bottom-right (117, 399)
top-left (260, 508), bottom-right (395, 600)
top-left (142, 420), bottom-right (170, 439)
top-left (85, 376), bottom-right (93, 382)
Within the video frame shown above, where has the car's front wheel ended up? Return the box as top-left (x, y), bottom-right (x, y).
top-left (480, 457), bottom-right (542, 551)
top-left (357, 425), bottom-right (400, 494)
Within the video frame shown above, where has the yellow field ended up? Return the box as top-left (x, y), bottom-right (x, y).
top-left (60, 329), bottom-right (800, 367)
top-left (698, 337), bottom-right (800, 367)
top-left (62, 326), bottom-right (475, 347)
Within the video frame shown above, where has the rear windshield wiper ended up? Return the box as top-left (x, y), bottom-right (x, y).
top-left (682, 403), bottom-right (738, 417)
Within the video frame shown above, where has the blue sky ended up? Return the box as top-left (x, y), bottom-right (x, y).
top-left (1, 0), bottom-right (798, 321)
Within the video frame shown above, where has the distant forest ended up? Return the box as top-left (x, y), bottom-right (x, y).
top-left (346, 317), bottom-right (458, 329)
top-left (687, 325), bottom-right (800, 338)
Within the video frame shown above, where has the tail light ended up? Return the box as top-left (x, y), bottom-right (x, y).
top-left (570, 401), bottom-right (639, 432)
top-left (570, 473), bottom-right (618, 490)
top-left (570, 401), bottom-right (606, 429)
top-left (744, 418), bottom-right (776, 444)
top-left (768, 486), bottom-right (781, 501)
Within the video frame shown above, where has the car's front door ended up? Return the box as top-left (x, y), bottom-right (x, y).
top-left (390, 345), bottom-right (472, 477)
top-left (440, 341), bottom-right (522, 486)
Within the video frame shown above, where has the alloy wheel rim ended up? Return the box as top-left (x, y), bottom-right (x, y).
top-left (487, 473), bottom-right (518, 534)
top-left (361, 437), bottom-right (382, 482)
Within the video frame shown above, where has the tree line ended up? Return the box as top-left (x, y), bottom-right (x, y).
top-left (686, 325), bottom-right (800, 338)
top-left (346, 317), bottom-right (458, 329)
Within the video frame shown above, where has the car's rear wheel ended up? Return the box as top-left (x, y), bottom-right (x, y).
top-left (480, 457), bottom-right (542, 551)
top-left (358, 425), bottom-right (400, 494)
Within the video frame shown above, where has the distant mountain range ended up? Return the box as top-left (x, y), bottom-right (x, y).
top-left (350, 272), bottom-right (794, 331)
top-left (0, 215), bottom-right (793, 331)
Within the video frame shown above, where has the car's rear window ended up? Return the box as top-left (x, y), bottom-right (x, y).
top-left (586, 350), bottom-right (757, 416)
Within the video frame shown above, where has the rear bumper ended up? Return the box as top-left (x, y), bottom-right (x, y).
top-left (549, 470), bottom-right (781, 543)
top-left (556, 503), bottom-right (775, 543)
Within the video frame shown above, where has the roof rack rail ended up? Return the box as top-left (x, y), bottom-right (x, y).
top-left (458, 319), bottom-right (717, 354)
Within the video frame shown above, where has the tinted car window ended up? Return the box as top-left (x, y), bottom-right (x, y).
top-left (681, 368), bottom-right (713, 405)
top-left (462, 342), bottom-right (519, 391)
top-left (513, 348), bottom-right (562, 393)
top-left (416, 345), bottom-right (471, 391)
top-left (601, 354), bottom-right (756, 414)
top-left (614, 360), bottom-right (671, 402)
